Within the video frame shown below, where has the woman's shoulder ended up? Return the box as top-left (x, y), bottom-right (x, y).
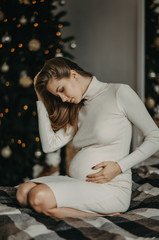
top-left (106, 82), bottom-right (132, 95)
top-left (108, 82), bottom-right (131, 89)
top-left (107, 83), bottom-right (136, 99)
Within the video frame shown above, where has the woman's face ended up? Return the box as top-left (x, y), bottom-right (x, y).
top-left (46, 71), bottom-right (83, 104)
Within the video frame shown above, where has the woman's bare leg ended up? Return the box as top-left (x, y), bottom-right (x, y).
top-left (46, 207), bottom-right (120, 219)
top-left (27, 183), bottom-right (121, 219)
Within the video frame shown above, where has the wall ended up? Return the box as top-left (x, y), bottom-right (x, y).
top-left (60, 0), bottom-right (138, 89)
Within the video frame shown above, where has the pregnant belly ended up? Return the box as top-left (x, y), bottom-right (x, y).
top-left (69, 147), bottom-right (114, 181)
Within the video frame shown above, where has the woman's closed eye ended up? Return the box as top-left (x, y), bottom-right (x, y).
top-left (59, 87), bottom-right (64, 93)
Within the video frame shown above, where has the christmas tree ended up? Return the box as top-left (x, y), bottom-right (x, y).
top-left (0, 0), bottom-right (76, 186)
top-left (145, 0), bottom-right (159, 125)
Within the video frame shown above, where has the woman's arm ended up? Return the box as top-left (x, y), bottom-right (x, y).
top-left (86, 84), bottom-right (159, 183)
top-left (34, 72), bottom-right (73, 153)
top-left (36, 100), bottom-right (73, 153)
top-left (116, 84), bottom-right (159, 172)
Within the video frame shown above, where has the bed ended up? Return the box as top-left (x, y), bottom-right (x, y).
top-left (0, 155), bottom-right (159, 240)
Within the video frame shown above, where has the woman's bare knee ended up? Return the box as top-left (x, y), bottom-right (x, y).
top-left (28, 184), bottom-right (57, 214)
top-left (16, 181), bottom-right (38, 207)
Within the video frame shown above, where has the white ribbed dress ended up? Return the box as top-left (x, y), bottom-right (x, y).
top-left (30, 76), bottom-right (159, 214)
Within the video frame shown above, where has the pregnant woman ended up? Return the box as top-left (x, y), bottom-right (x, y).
top-left (16, 57), bottom-right (159, 218)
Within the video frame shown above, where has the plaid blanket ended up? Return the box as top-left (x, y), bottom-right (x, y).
top-left (0, 160), bottom-right (159, 239)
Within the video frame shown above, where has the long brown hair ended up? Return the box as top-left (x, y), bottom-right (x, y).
top-left (35, 57), bottom-right (93, 134)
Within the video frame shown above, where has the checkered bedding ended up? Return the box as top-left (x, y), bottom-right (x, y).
top-left (0, 161), bottom-right (159, 240)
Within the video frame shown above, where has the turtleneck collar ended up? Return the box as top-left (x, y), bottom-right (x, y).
top-left (82, 76), bottom-right (108, 101)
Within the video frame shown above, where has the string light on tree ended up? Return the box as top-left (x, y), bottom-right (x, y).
top-left (11, 138), bottom-right (15, 143)
top-left (33, 23), bottom-right (38, 27)
top-left (11, 48), bottom-right (15, 53)
top-left (44, 50), bottom-right (49, 54)
top-left (34, 11), bottom-right (38, 16)
top-left (32, 111), bottom-right (36, 116)
top-left (12, 17), bottom-right (16, 22)
top-left (35, 137), bottom-right (40, 142)
top-left (17, 23), bottom-right (22, 28)
top-left (24, 105), bottom-right (28, 110)
top-left (59, 40), bottom-right (64, 45)
top-left (49, 44), bottom-right (54, 49)
top-left (5, 108), bottom-right (9, 113)
top-left (56, 32), bottom-right (61, 37)
top-left (58, 24), bottom-right (63, 29)
top-left (18, 43), bottom-right (23, 48)
top-left (56, 48), bottom-right (61, 53)
top-left (3, 18), bottom-right (8, 23)
top-left (21, 143), bottom-right (26, 148)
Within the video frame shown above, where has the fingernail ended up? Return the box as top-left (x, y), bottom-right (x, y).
top-left (92, 166), bottom-right (96, 169)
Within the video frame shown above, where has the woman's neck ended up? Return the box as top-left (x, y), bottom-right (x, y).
top-left (80, 75), bottom-right (93, 96)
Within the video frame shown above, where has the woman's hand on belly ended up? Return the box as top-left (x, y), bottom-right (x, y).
top-left (86, 161), bottom-right (122, 184)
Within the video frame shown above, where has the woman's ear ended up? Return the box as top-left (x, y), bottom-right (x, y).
top-left (70, 70), bottom-right (77, 79)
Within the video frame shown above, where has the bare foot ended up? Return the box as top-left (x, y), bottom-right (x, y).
top-left (101, 212), bottom-right (121, 217)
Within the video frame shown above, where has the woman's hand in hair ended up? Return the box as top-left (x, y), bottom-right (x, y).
top-left (86, 161), bottom-right (122, 184)
top-left (34, 72), bottom-right (42, 101)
